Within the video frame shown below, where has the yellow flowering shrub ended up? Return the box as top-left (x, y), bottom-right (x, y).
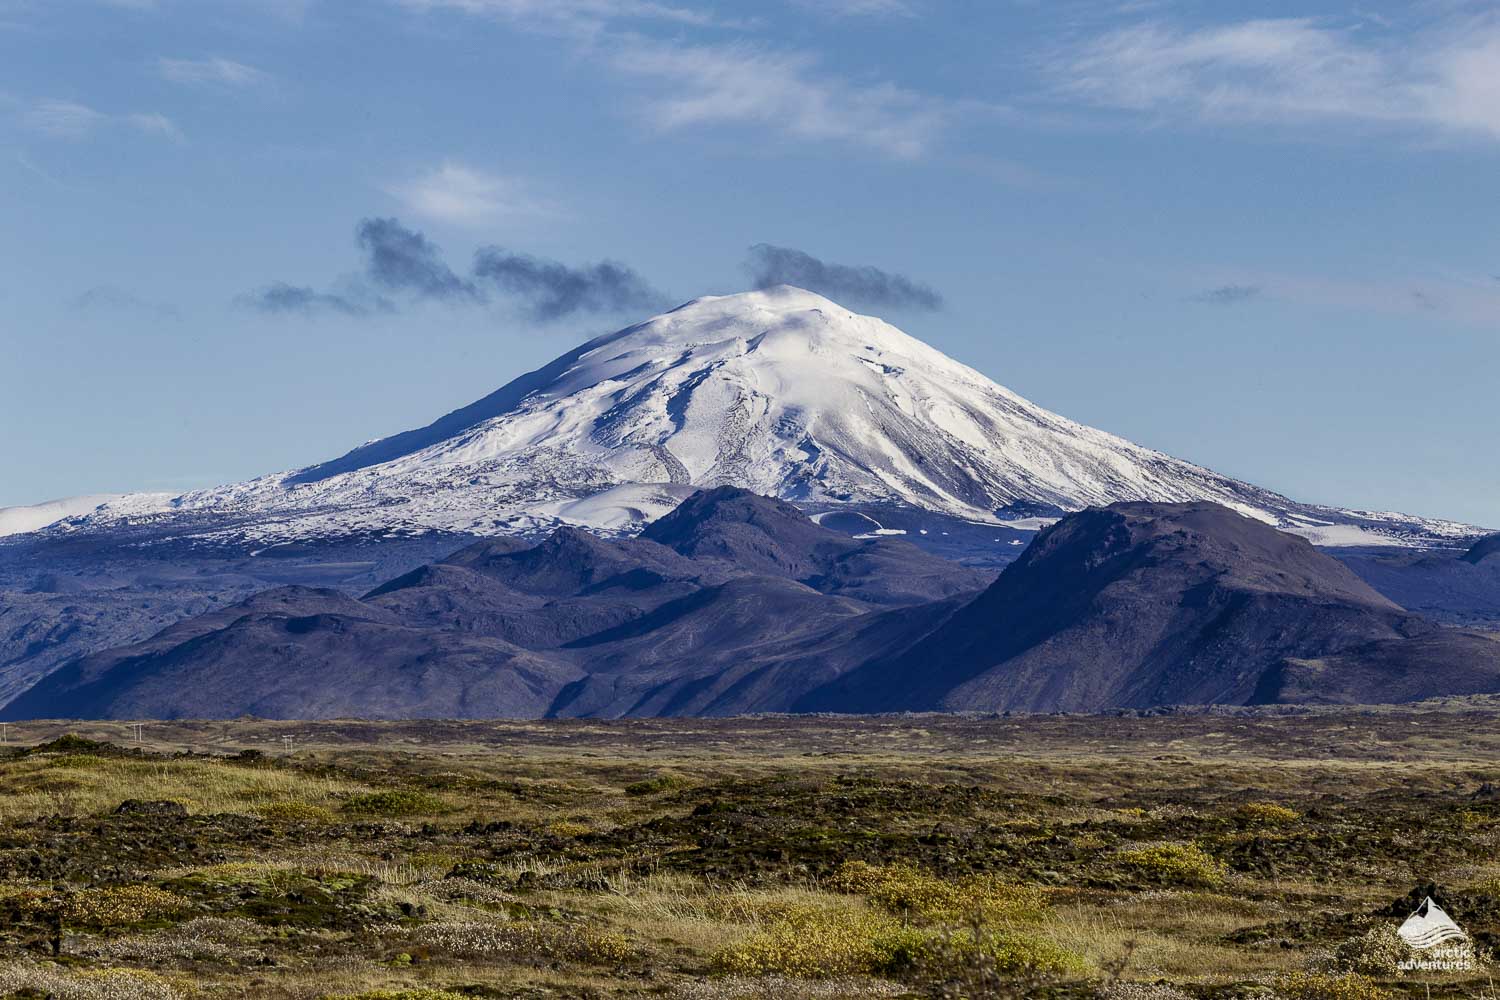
top-left (1236, 802), bottom-right (1300, 825)
top-left (13, 885), bottom-right (190, 928)
top-left (712, 905), bottom-right (1082, 979)
top-left (1117, 843), bottom-right (1227, 887)
top-left (546, 819), bottom-right (591, 838)
top-left (714, 907), bottom-right (931, 977)
top-left (258, 799), bottom-right (337, 823)
top-left (1274, 971), bottom-right (1388, 1000)
top-left (0, 965), bottom-right (186, 1000)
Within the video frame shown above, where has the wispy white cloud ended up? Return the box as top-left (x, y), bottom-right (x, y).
top-left (397, 0), bottom-right (963, 157)
top-left (791, 0), bottom-right (916, 18)
top-left (395, 0), bottom-right (720, 29)
top-left (23, 99), bottom-right (105, 138)
top-left (608, 37), bottom-right (955, 158)
top-left (14, 152), bottom-right (71, 188)
top-left (18, 98), bottom-right (182, 141)
top-left (385, 161), bottom-right (547, 226)
top-left (124, 111), bottom-right (185, 140)
top-left (1056, 13), bottom-right (1500, 141)
top-left (110, 0), bottom-right (309, 16)
top-left (158, 56), bottom-right (268, 87)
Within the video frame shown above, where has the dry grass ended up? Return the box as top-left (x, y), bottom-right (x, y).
top-left (0, 751), bottom-right (367, 822)
top-left (2, 710), bottom-right (1498, 998)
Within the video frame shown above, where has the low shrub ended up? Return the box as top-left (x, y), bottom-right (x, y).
top-left (712, 906), bottom-right (1083, 980)
top-left (1331, 924), bottom-right (1411, 975)
top-left (1471, 875), bottom-right (1500, 896)
top-left (1274, 971), bottom-right (1387, 1000)
top-left (1236, 802), bottom-right (1300, 825)
top-left (342, 790), bottom-right (447, 817)
top-left (258, 799), bottom-right (337, 823)
top-left (713, 908), bottom-right (927, 978)
top-left (1117, 843), bottom-right (1227, 887)
top-left (63, 886), bottom-right (190, 928)
top-left (546, 819), bottom-right (590, 838)
top-left (10, 885), bottom-right (190, 930)
top-left (0, 964), bottom-right (184, 1000)
top-left (920, 925), bottom-right (1086, 979)
top-left (321, 991), bottom-right (471, 1000)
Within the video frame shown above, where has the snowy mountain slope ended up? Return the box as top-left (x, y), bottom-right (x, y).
top-left (0, 491), bottom-right (177, 539)
top-left (0, 495), bottom-right (140, 539)
top-left (34, 286), bottom-right (1486, 548)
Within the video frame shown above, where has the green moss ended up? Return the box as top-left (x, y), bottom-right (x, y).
top-left (342, 790), bottom-right (448, 817)
top-left (258, 799), bottom-right (337, 824)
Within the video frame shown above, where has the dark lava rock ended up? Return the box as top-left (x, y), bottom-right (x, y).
top-left (113, 799), bottom-right (188, 817)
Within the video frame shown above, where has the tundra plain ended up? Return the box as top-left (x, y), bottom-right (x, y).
top-left (1, 706), bottom-right (1499, 999)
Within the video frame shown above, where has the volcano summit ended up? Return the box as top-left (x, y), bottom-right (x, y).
top-left (17, 286), bottom-right (1479, 550)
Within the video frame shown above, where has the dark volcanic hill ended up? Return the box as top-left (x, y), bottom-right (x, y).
top-left (638, 486), bottom-right (989, 604)
top-left (1333, 532), bottom-right (1500, 628)
top-left (6, 494), bottom-right (1499, 721)
top-left (1463, 534), bottom-right (1500, 565)
top-left (1, 489), bottom-right (980, 720)
top-left (799, 502), bottom-right (1500, 714)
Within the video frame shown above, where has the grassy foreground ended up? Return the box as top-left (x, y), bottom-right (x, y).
top-left (1, 707), bottom-right (1499, 999)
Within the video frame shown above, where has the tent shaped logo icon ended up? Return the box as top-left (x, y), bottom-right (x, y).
top-left (1397, 896), bottom-right (1467, 950)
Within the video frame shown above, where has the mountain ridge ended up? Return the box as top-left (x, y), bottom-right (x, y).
top-left (7, 490), bottom-right (1499, 722)
top-left (13, 286), bottom-right (1486, 551)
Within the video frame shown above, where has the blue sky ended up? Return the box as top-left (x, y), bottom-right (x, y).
top-left (2, 0), bottom-right (1498, 524)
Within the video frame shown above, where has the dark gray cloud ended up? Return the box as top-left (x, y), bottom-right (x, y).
top-left (1194, 284), bottom-right (1262, 306)
top-left (356, 217), bottom-right (481, 302)
top-left (238, 281), bottom-right (390, 317)
top-left (242, 217), bottom-right (666, 322)
top-left (473, 248), bottom-right (667, 320)
top-left (744, 243), bottom-right (943, 310)
top-left (71, 285), bottom-right (180, 320)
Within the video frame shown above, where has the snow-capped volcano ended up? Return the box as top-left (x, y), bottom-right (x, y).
top-left (38, 286), bottom-right (1483, 546)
